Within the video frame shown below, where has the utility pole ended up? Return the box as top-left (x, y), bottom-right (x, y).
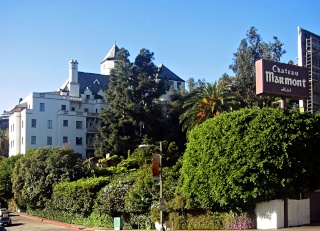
top-left (159, 141), bottom-right (164, 231)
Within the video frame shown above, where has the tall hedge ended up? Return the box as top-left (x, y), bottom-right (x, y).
top-left (180, 108), bottom-right (320, 210)
top-left (47, 176), bottom-right (110, 216)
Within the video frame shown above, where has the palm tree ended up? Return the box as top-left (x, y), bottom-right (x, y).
top-left (180, 81), bottom-right (239, 133)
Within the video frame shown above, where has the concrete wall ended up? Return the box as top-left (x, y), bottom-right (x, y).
top-left (255, 199), bottom-right (310, 229)
top-left (255, 199), bottom-right (284, 229)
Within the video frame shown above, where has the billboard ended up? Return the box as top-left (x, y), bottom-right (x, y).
top-left (298, 27), bottom-right (320, 112)
top-left (298, 27), bottom-right (320, 67)
top-left (256, 59), bottom-right (308, 99)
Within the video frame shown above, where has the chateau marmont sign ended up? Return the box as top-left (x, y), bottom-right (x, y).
top-left (256, 59), bottom-right (309, 99)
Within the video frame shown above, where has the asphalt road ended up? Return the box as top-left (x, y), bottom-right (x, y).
top-left (4, 213), bottom-right (74, 231)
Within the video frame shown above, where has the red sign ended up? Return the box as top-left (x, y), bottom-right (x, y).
top-left (256, 59), bottom-right (309, 99)
top-left (152, 153), bottom-right (160, 180)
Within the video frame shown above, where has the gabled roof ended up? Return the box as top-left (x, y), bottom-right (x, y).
top-left (157, 64), bottom-right (184, 82)
top-left (101, 44), bottom-right (119, 63)
top-left (78, 72), bottom-right (110, 96)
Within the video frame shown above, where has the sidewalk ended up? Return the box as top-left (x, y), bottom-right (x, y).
top-left (16, 212), bottom-right (320, 231)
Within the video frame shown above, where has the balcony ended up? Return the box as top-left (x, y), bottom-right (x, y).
top-left (86, 128), bottom-right (99, 133)
top-left (86, 145), bottom-right (94, 150)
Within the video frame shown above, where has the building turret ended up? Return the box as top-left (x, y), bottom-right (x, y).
top-left (100, 44), bottom-right (119, 75)
top-left (69, 60), bottom-right (78, 83)
top-left (68, 60), bottom-right (79, 97)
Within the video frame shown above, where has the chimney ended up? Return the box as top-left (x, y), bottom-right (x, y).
top-left (69, 60), bottom-right (78, 83)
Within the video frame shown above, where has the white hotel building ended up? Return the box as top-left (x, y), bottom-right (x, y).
top-left (8, 45), bottom-right (185, 159)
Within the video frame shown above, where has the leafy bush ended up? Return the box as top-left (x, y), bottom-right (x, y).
top-left (124, 165), bottom-right (158, 213)
top-left (12, 147), bottom-right (85, 209)
top-left (222, 212), bottom-right (256, 230)
top-left (180, 108), bottom-right (320, 210)
top-left (28, 209), bottom-right (113, 227)
top-left (94, 173), bottom-right (135, 217)
top-left (168, 210), bottom-right (255, 230)
top-left (48, 176), bottom-right (110, 216)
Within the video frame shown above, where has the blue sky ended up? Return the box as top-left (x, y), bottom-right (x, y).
top-left (1, 0), bottom-right (320, 113)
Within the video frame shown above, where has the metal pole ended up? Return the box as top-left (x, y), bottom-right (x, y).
top-left (281, 96), bottom-right (286, 109)
top-left (159, 141), bottom-right (164, 231)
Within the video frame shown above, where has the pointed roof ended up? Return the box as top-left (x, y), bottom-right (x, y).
top-left (157, 64), bottom-right (185, 82)
top-left (78, 72), bottom-right (110, 97)
top-left (101, 44), bottom-right (119, 63)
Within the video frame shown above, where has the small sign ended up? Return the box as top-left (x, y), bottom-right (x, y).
top-left (152, 153), bottom-right (161, 180)
top-left (160, 198), bottom-right (166, 211)
top-left (114, 217), bottom-right (123, 230)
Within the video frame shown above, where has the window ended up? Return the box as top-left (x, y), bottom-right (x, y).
top-left (84, 108), bottom-right (89, 112)
top-left (76, 137), bottom-right (82, 145)
top-left (47, 136), bottom-right (52, 145)
top-left (63, 120), bottom-right (68, 127)
top-left (31, 119), bottom-right (37, 128)
top-left (76, 121), bottom-right (82, 129)
top-left (63, 136), bottom-right (68, 143)
top-left (12, 124), bottom-right (14, 131)
top-left (86, 95), bottom-right (90, 100)
top-left (71, 107), bottom-right (75, 111)
top-left (21, 137), bottom-right (23, 145)
top-left (177, 81), bottom-right (182, 90)
top-left (47, 120), bottom-right (52, 129)
top-left (169, 80), bottom-right (174, 86)
top-left (61, 105), bottom-right (66, 110)
top-left (40, 93), bottom-right (45, 97)
top-left (40, 103), bottom-right (45, 111)
top-left (31, 136), bottom-right (36, 144)
top-left (21, 121), bottom-right (23, 128)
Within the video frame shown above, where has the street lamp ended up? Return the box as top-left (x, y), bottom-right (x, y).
top-left (139, 141), bottom-right (164, 231)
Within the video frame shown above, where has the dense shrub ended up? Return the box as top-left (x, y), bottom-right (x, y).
top-left (168, 210), bottom-right (255, 230)
top-left (12, 147), bottom-right (85, 209)
top-left (47, 176), bottom-right (110, 216)
top-left (94, 173), bottom-right (135, 217)
top-left (28, 209), bottom-right (113, 227)
top-left (180, 108), bottom-right (320, 210)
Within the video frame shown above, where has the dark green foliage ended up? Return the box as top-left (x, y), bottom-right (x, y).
top-left (0, 129), bottom-right (8, 157)
top-left (124, 165), bottom-right (158, 213)
top-left (48, 176), bottom-right (110, 216)
top-left (0, 155), bottom-right (22, 201)
top-left (94, 173), bottom-right (135, 217)
top-left (11, 147), bottom-right (85, 209)
top-left (181, 108), bottom-right (320, 211)
top-left (98, 48), bottom-right (168, 157)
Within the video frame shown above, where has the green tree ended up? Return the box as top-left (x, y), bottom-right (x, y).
top-left (180, 108), bottom-right (320, 211)
top-left (11, 147), bottom-right (85, 209)
top-left (0, 155), bottom-right (22, 202)
top-left (0, 129), bottom-right (8, 157)
top-left (180, 81), bottom-right (238, 133)
top-left (98, 48), bottom-right (168, 157)
top-left (230, 27), bottom-right (286, 108)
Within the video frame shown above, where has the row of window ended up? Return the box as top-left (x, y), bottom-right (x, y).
top-left (39, 103), bottom-right (96, 113)
top-left (30, 136), bottom-right (83, 145)
top-left (10, 136), bottom-right (83, 147)
top-left (31, 119), bottom-right (83, 129)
